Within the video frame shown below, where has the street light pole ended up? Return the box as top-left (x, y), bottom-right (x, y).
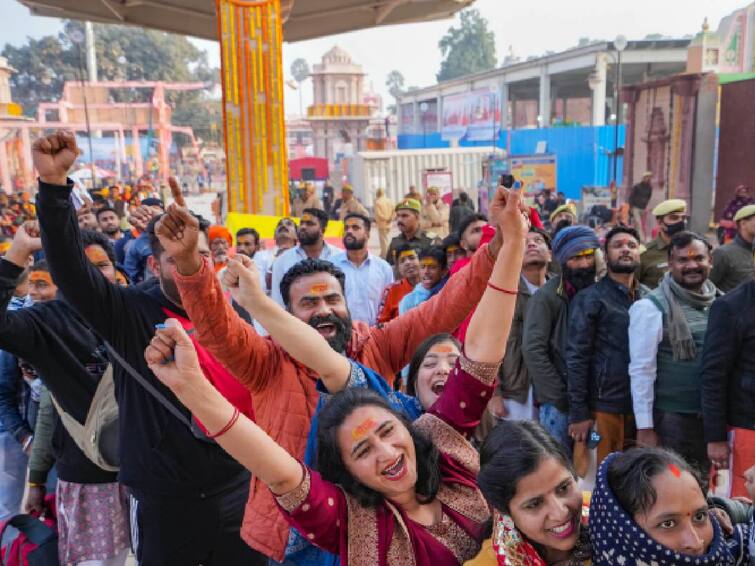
top-left (70, 26), bottom-right (97, 189)
top-left (613, 35), bottom-right (627, 188)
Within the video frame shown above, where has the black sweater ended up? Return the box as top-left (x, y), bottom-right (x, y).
top-left (37, 180), bottom-right (248, 497)
top-left (700, 280), bottom-right (755, 442)
top-left (0, 260), bottom-right (116, 484)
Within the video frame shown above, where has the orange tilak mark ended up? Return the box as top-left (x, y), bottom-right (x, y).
top-left (29, 272), bottom-right (53, 286)
top-left (310, 283), bottom-right (328, 295)
top-left (398, 250), bottom-right (416, 260)
top-left (668, 463), bottom-right (681, 478)
top-left (687, 249), bottom-right (697, 258)
top-left (430, 344), bottom-right (455, 353)
top-left (85, 246), bottom-right (110, 264)
top-left (351, 418), bottom-right (377, 441)
top-left (420, 259), bottom-right (439, 268)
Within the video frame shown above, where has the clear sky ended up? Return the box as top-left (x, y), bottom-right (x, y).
top-left (2, 0), bottom-right (750, 115)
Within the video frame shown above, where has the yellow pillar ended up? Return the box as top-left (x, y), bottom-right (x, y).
top-left (216, 0), bottom-right (289, 216)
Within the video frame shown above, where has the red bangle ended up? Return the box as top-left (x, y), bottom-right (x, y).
top-left (207, 407), bottom-right (240, 439)
top-left (487, 281), bottom-right (518, 295)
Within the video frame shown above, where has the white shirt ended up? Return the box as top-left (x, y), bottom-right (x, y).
top-left (332, 252), bottom-right (394, 325)
top-left (270, 242), bottom-right (341, 306)
top-left (628, 298), bottom-right (664, 429)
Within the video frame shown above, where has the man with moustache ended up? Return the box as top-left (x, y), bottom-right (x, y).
top-left (567, 226), bottom-right (646, 465)
top-left (523, 225), bottom-right (600, 454)
top-left (155, 187), bottom-right (511, 562)
top-left (385, 198), bottom-right (439, 267)
top-left (630, 231), bottom-right (720, 477)
top-left (331, 213), bottom-right (393, 325)
top-left (96, 207), bottom-right (123, 242)
top-left (638, 199), bottom-right (688, 288)
top-left (270, 208), bottom-right (339, 306)
top-left (490, 227), bottom-right (553, 422)
top-left (234, 228), bottom-right (261, 260)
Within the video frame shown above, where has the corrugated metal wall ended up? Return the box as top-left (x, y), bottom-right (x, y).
top-left (354, 149), bottom-right (498, 207)
top-left (397, 125), bottom-right (624, 200)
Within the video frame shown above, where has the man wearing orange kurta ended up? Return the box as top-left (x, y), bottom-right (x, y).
top-left (163, 211), bottom-right (500, 560)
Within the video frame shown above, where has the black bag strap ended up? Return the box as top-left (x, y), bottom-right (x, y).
top-left (0, 513), bottom-right (57, 566)
top-left (103, 342), bottom-right (212, 443)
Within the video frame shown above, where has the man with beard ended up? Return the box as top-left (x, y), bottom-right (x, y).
top-left (30, 131), bottom-right (264, 566)
top-left (523, 225), bottom-right (599, 455)
top-left (208, 225), bottom-right (233, 272)
top-left (630, 231), bottom-right (720, 478)
top-left (270, 208), bottom-right (339, 306)
top-left (385, 198), bottom-right (439, 267)
top-left (76, 204), bottom-right (99, 232)
top-left (235, 227), bottom-right (261, 259)
top-left (377, 244), bottom-right (421, 324)
top-left (637, 199), bottom-right (688, 288)
top-left (458, 213), bottom-right (488, 258)
top-left (331, 213), bottom-right (393, 325)
top-left (96, 206), bottom-right (123, 242)
top-left (490, 227), bottom-right (553, 422)
top-left (155, 187), bottom-right (509, 562)
top-left (567, 226), bottom-right (646, 465)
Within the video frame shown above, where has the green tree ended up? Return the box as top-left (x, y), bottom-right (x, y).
top-left (386, 70), bottom-right (405, 99)
top-left (290, 58), bottom-right (310, 115)
top-left (2, 20), bottom-right (218, 145)
top-left (437, 9), bottom-right (496, 82)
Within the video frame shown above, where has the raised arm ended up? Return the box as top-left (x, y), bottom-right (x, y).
top-left (425, 188), bottom-right (527, 438)
top-left (145, 320), bottom-right (305, 495)
top-left (154, 199), bottom-right (282, 393)
top-left (32, 132), bottom-right (131, 343)
top-left (221, 255), bottom-right (351, 388)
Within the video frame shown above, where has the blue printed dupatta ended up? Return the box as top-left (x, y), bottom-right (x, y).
top-left (283, 361), bottom-right (423, 565)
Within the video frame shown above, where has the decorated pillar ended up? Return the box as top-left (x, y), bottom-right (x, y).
top-left (216, 0), bottom-right (289, 215)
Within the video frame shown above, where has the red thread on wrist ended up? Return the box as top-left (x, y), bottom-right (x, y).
top-left (486, 281), bottom-right (518, 295)
top-left (207, 407), bottom-right (240, 439)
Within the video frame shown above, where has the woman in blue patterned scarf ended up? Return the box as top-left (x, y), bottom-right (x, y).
top-left (591, 447), bottom-right (750, 565)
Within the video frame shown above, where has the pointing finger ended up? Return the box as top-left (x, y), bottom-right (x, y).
top-left (168, 177), bottom-right (185, 208)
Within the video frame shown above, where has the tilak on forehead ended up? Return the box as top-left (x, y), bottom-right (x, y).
top-left (30, 271), bottom-right (54, 286)
top-left (399, 250), bottom-right (417, 260)
top-left (668, 463), bottom-right (681, 478)
top-left (309, 283), bottom-right (329, 295)
top-left (430, 344), bottom-right (455, 353)
top-left (420, 258), bottom-right (439, 267)
top-left (445, 245), bottom-right (460, 254)
top-left (301, 213), bottom-right (315, 222)
top-left (351, 417), bottom-right (378, 441)
top-left (85, 246), bottom-right (110, 264)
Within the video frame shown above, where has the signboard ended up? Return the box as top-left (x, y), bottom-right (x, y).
top-left (509, 155), bottom-right (557, 194)
top-left (423, 170), bottom-right (453, 205)
top-left (441, 88), bottom-right (501, 141)
top-left (581, 186), bottom-right (612, 213)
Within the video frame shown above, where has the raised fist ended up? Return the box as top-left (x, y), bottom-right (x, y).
top-left (32, 131), bottom-right (80, 186)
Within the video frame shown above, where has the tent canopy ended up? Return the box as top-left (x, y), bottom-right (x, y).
top-left (18, 0), bottom-right (475, 42)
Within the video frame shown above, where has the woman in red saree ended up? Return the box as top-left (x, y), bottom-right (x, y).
top-left (144, 187), bottom-right (528, 566)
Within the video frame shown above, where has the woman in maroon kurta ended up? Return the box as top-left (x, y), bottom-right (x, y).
top-left (143, 187), bottom-right (529, 565)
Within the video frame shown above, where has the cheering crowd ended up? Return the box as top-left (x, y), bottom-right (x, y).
top-left (0, 129), bottom-right (752, 566)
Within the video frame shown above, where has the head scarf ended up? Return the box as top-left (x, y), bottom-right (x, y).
top-left (590, 453), bottom-right (740, 565)
top-left (208, 225), bottom-right (233, 246)
top-left (552, 226), bottom-right (599, 265)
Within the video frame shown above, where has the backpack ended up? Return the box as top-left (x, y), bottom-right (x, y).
top-left (49, 364), bottom-right (119, 472)
top-left (0, 496), bottom-right (58, 566)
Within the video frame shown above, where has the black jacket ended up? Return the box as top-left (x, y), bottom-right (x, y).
top-left (522, 275), bottom-right (570, 411)
top-left (37, 181), bottom-right (248, 497)
top-left (700, 280), bottom-right (755, 443)
top-left (566, 276), bottom-right (646, 423)
top-left (0, 259), bottom-right (116, 484)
